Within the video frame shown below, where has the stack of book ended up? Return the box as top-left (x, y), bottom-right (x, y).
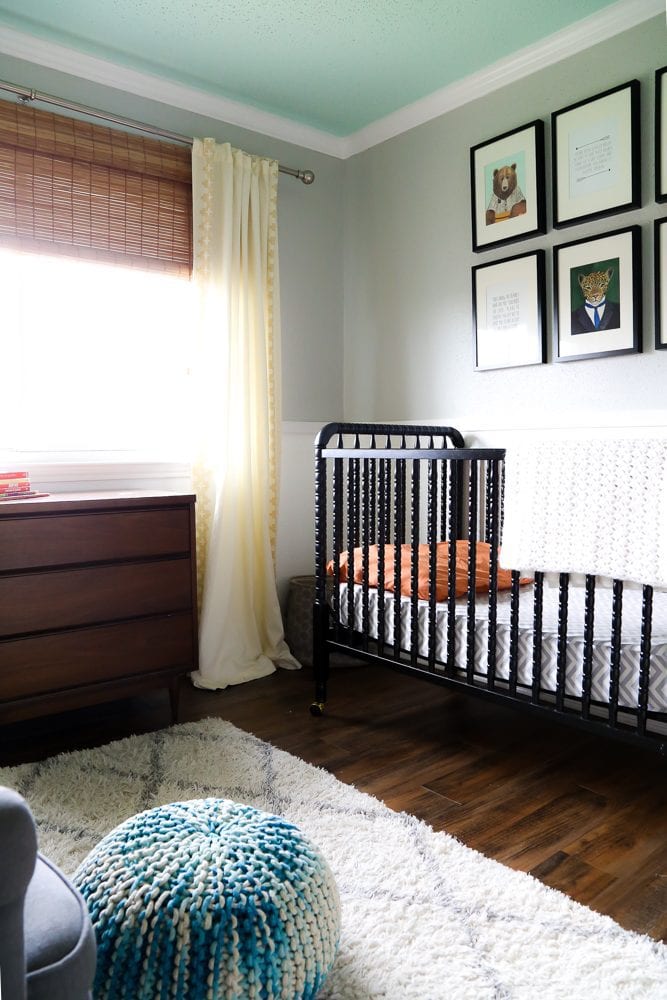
top-left (0, 471), bottom-right (46, 501)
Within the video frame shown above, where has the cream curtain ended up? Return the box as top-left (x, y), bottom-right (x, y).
top-left (190, 138), bottom-right (299, 689)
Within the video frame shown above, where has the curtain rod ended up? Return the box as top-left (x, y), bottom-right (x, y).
top-left (0, 78), bottom-right (315, 185)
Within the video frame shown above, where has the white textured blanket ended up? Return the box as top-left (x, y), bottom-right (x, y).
top-left (499, 439), bottom-right (667, 588)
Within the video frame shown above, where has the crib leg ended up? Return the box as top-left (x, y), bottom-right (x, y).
top-left (310, 601), bottom-right (330, 716)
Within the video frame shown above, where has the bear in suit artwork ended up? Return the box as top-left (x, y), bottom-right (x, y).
top-left (485, 163), bottom-right (526, 225)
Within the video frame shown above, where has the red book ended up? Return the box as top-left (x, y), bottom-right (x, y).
top-left (0, 477), bottom-right (30, 488)
top-left (0, 479), bottom-right (30, 493)
top-left (0, 471), bottom-right (29, 481)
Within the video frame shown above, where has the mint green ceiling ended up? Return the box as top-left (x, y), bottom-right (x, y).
top-left (0, 0), bottom-right (627, 136)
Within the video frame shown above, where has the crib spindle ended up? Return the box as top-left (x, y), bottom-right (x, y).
top-left (393, 457), bottom-right (406, 658)
top-left (609, 579), bottom-right (624, 727)
top-left (439, 451), bottom-right (449, 542)
top-left (312, 436), bottom-right (331, 711)
top-left (332, 456), bottom-right (343, 643)
top-left (555, 573), bottom-right (570, 712)
top-left (409, 457), bottom-right (421, 667)
top-left (508, 571), bottom-right (520, 697)
top-left (531, 572), bottom-right (545, 703)
top-left (360, 455), bottom-right (371, 649)
top-left (427, 457), bottom-right (439, 672)
top-left (377, 457), bottom-right (389, 653)
top-left (466, 460), bottom-right (478, 682)
top-left (581, 575), bottom-right (596, 720)
top-left (486, 458), bottom-right (501, 689)
top-left (353, 436), bottom-right (362, 547)
top-left (314, 440), bottom-right (328, 608)
top-left (369, 443), bottom-right (377, 546)
top-left (484, 458), bottom-right (495, 542)
top-left (446, 459), bottom-right (460, 676)
top-left (345, 454), bottom-right (357, 641)
top-left (637, 584), bottom-right (654, 736)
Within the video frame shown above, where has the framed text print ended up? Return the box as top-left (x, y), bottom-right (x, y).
top-left (656, 67), bottom-right (667, 203)
top-left (552, 80), bottom-right (640, 228)
top-left (655, 218), bottom-right (667, 350)
top-left (553, 226), bottom-right (641, 363)
top-left (470, 120), bottom-right (546, 253)
top-left (472, 250), bottom-right (546, 370)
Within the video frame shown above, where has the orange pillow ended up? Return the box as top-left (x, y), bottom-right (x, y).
top-left (327, 541), bottom-right (528, 601)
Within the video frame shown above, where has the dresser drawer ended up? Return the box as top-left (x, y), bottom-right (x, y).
top-left (0, 491), bottom-right (197, 725)
top-left (0, 507), bottom-right (191, 572)
top-left (0, 559), bottom-right (193, 638)
top-left (0, 613), bottom-right (194, 699)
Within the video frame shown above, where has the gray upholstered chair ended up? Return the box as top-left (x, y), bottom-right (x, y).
top-left (0, 786), bottom-right (97, 1000)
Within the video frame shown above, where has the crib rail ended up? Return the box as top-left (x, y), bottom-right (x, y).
top-left (312, 422), bottom-right (666, 754)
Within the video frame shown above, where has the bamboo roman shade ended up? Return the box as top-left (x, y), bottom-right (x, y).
top-left (0, 98), bottom-right (192, 273)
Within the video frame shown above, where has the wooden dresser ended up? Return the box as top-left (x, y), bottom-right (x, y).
top-left (0, 491), bottom-right (198, 725)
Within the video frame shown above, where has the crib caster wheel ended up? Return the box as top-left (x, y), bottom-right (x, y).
top-left (310, 701), bottom-right (325, 717)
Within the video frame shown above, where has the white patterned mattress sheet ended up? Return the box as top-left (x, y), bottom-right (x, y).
top-left (336, 582), bottom-right (667, 714)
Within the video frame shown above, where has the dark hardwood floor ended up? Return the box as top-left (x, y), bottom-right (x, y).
top-left (2, 663), bottom-right (666, 943)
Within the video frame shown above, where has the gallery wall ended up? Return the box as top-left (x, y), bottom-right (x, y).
top-left (342, 16), bottom-right (667, 444)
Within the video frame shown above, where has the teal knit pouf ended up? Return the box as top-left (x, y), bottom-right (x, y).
top-left (73, 798), bottom-right (341, 1000)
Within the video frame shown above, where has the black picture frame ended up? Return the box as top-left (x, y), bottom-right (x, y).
top-left (656, 67), bottom-right (667, 203)
top-left (552, 80), bottom-right (640, 229)
top-left (470, 120), bottom-right (546, 253)
top-left (553, 225), bottom-right (641, 363)
top-left (472, 249), bottom-right (546, 370)
top-left (655, 217), bottom-right (667, 350)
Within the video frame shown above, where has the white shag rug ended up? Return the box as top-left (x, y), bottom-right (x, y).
top-left (2, 718), bottom-right (665, 1000)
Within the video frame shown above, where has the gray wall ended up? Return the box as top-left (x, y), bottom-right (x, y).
top-left (0, 53), bottom-right (345, 424)
top-left (343, 17), bottom-right (667, 435)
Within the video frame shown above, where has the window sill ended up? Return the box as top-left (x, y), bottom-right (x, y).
top-left (0, 455), bottom-right (193, 494)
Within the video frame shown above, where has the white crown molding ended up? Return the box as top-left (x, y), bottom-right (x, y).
top-left (342, 0), bottom-right (664, 156)
top-left (0, 25), bottom-right (346, 158)
top-left (0, 0), bottom-right (662, 160)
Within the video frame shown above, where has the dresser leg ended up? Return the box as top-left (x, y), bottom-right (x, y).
top-left (168, 677), bottom-right (180, 724)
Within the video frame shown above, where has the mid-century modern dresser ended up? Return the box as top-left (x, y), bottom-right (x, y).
top-left (0, 491), bottom-right (198, 725)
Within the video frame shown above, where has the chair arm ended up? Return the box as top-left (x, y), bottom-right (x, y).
top-left (0, 787), bottom-right (37, 905)
top-left (0, 787), bottom-right (39, 1000)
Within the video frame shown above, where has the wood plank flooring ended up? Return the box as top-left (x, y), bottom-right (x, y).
top-left (2, 663), bottom-right (666, 942)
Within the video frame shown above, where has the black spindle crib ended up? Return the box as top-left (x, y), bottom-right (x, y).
top-left (311, 423), bottom-right (667, 755)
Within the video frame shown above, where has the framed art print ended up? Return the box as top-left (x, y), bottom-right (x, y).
top-left (470, 120), bottom-right (546, 253)
top-left (655, 218), bottom-right (667, 350)
top-left (472, 249), bottom-right (546, 370)
top-left (552, 80), bottom-right (640, 228)
top-left (656, 67), bottom-right (667, 203)
top-left (553, 226), bottom-right (641, 363)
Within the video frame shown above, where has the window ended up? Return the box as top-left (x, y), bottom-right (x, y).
top-left (0, 247), bottom-right (195, 458)
top-left (0, 97), bottom-right (195, 473)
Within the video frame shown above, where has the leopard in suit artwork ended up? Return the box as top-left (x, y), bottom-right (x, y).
top-left (571, 267), bottom-right (620, 335)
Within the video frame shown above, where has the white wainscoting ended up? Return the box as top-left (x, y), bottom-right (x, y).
top-left (15, 414), bottom-right (663, 611)
top-left (276, 422), bottom-right (324, 605)
top-left (448, 410), bottom-right (667, 447)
